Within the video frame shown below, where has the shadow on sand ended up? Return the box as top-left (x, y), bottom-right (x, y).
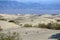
top-left (49, 33), bottom-right (60, 40)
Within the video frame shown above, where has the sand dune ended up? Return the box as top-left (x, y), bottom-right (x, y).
top-left (0, 14), bottom-right (60, 40)
top-left (0, 21), bottom-right (20, 30)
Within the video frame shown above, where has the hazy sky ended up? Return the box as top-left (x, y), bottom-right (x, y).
top-left (1, 0), bottom-right (60, 3)
top-left (0, 0), bottom-right (60, 14)
top-left (0, 0), bottom-right (59, 4)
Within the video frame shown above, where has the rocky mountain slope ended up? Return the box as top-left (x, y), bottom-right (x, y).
top-left (0, 1), bottom-right (60, 14)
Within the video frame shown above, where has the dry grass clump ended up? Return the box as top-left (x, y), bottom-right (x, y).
top-left (38, 23), bottom-right (47, 28)
top-left (0, 19), bottom-right (7, 21)
top-left (23, 24), bottom-right (32, 27)
top-left (0, 26), bottom-right (3, 31)
top-left (8, 20), bottom-right (15, 23)
top-left (50, 23), bottom-right (60, 30)
top-left (56, 19), bottom-right (60, 22)
top-left (8, 20), bottom-right (20, 25)
top-left (22, 23), bottom-right (60, 30)
top-left (37, 23), bottom-right (60, 30)
top-left (0, 32), bottom-right (22, 40)
top-left (0, 15), bottom-right (7, 21)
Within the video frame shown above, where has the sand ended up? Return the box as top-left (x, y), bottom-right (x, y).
top-left (3, 28), bottom-right (60, 40)
top-left (0, 14), bottom-right (60, 40)
top-left (0, 21), bottom-right (20, 30)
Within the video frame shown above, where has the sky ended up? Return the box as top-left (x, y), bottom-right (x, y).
top-left (15, 0), bottom-right (60, 2)
top-left (0, 0), bottom-right (60, 5)
top-left (0, 0), bottom-right (60, 3)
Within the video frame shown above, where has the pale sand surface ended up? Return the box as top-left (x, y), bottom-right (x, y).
top-left (0, 21), bottom-right (20, 30)
top-left (0, 14), bottom-right (60, 40)
top-left (3, 28), bottom-right (60, 40)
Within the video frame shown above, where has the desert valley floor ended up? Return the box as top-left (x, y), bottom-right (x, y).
top-left (0, 14), bottom-right (60, 40)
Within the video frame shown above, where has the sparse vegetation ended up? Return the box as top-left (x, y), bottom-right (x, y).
top-left (0, 32), bottom-right (22, 40)
top-left (37, 23), bottom-right (60, 30)
top-left (8, 20), bottom-right (20, 25)
top-left (0, 26), bottom-right (3, 31)
top-left (50, 23), bottom-right (60, 30)
top-left (23, 24), bottom-right (32, 27)
top-left (0, 15), bottom-right (7, 21)
top-left (19, 24), bottom-right (22, 26)
top-left (46, 23), bottom-right (52, 29)
top-left (14, 21), bottom-right (20, 25)
top-left (56, 19), bottom-right (60, 22)
top-left (0, 19), bottom-right (7, 21)
top-left (9, 20), bottom-right (15, 23)
top-left (38, 23), bottom-right (47, 28)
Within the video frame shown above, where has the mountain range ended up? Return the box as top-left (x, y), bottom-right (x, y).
top-left (0, 1), bottom-right (60, 14)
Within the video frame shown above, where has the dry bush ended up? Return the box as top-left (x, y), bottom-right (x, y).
top-left (0, 26), bottom-right (3, 31)
top-left (0, 32), bottom-right (22, 40)
top-left (23, 24), bottom-right (32, 27)
top-left (38, 23), bottom-right (47, 28)
top-left (51, 23), bottom-right (60, 30)
top-left (8, 20), bottom-right (20, 25)
top-left (37, 23), bottom-right (60, 30)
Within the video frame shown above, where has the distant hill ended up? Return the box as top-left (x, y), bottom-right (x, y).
top-left (0, 1), bottom-right (60, 14)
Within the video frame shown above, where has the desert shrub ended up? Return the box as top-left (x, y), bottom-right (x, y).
top-left (0, 19), bottom-right (7, 21)
top-left (0, 32), bottom-right (22, 40)
top-left (14, 21), bottom-right (20, 25)
top-left (55, 24), bottom-right (60, 30)
top-left (0, 26), bottom-right (3, 31)
top-left (37, 23), bottom-right (53, 29)
top-left (46, 23), bottom-right (52, 29)
top-left (19, 24), bottom-right (22, 26)
top-left (23, 24), bottom-right (32, 27)
top-left (38, 24), bottom-right (47, 28)
top-left (9, 20), bottom-right (20, 25)
top-left (56, 19), bottom-right (60, 22)
top-left (0, 15), bottom-right (7, 21)
top-left (9, 20), bottom-right (15, 23)
top-left (51, 23), bottom-right (60, 30)
top-left (46, 23), bottom-right (60, 30)
top-left (37, 23), bottom-right (60, 30)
